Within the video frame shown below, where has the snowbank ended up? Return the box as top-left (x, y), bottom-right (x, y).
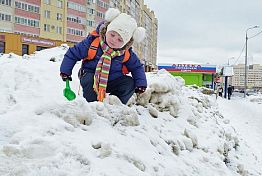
top-left (0, 47), bottom-right (261, 176)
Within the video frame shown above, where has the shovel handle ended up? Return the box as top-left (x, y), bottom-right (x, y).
top-left (66, 79), bottom-right (70, 89)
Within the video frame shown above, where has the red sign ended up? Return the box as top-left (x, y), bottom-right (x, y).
top-left (0, 35), bottom-right (5, 41)
top-left (21, 37), bottom-right (55, 46)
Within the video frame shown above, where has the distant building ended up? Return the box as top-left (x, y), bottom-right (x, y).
top-left (158, 63), bottom-right (217, 88)
top-left (0, 0), bottom-right (157, 71)
top-left (231, 64), bottom-right (262, 90)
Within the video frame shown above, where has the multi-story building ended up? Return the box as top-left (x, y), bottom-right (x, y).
top-left (0, 0), bottom-right (158, 71)
top-left (95, 0), bottom-right (109, 25)
top-left (109, 0), bottom-right (123, 11)
top-left (231, 64), bottom-right (262, 90)
top-left (0, 0), bottom-right (14, 33)
top-left (119, 0), bottom-right (158, 71)
top-left (141, 4), bottom-right (157, 71)
top-left (86, 0), bottom-right (96, 32)
top-left (41, 0), bottom-right (67, 42)
top-left (66, 0), bottom-right (86, 42)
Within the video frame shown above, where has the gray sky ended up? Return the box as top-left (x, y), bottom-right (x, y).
top-left (143, 0), bottom-right (262, 65)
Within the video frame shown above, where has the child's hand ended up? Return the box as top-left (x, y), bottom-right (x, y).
top-left (135, 86), bottom-right (146, 94)
top-left (60, 72), bottom-right (72, 81)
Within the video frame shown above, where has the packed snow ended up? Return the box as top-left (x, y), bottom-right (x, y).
top-left (0, 45), bottom-right (262, 176)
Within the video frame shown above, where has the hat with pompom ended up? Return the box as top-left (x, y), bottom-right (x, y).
top-left (105, 8), bottom-right (146, 47)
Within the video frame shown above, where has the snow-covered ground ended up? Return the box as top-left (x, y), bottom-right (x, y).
top-left (218, 94), bottom-right (262, 162)
top-left (0, 46), bottom-right (262, 176)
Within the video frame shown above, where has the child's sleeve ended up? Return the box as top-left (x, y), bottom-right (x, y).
top-left (60, 36), bottom-right (93, 76)
top-left (125, 50), bottom-right (147, 87)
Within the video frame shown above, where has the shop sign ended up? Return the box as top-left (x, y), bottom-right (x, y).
top-left (222, 66), bottom-right (234, 76)
top-left (158, 63), bottom-right (217, 73)
top-left (21, 37), bottom-right (55, 46)
top-left (171, 64), bottom-right (202, 71)
top-left (0, 35), bottom-right (5, 41)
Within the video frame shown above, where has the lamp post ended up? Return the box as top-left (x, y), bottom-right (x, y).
top-left (244, 26), bottom-right (259, 98)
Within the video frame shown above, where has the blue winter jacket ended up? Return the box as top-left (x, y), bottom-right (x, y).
top-left (60, 24), bottom-right (147, 88)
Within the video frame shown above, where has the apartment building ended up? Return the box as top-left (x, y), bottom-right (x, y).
top-left (0, 0), bottom-right (14, 33)
top-left (41, 0), bottom-right (66, 42)
top-left (141, 4), bottom-right (157, 71)
top-left (231, 64), bottom-right (262, 90)
top-left (66, 0), bottom-right (86, 42)
top-left (14, 0), bottom-right (41, 36)
top-left (0, 0), bottom-right (158, 71)
top-left (86, 0), bottom-right (96, 32)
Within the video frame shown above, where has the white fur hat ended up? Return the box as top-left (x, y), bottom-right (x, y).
top-left (105, 8), bottom-right (146, 47)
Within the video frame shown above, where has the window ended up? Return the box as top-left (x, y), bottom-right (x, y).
top-left (28, 5), bottom-right (33, 11)
top-left (96, 11), bottom-right (104, 19)
top-left (15, 1), bottom-right (21, 8)
top-left (0, 0), bottom-right (11, 6)
top-left (0, 13), bottom-right (11, 22)
top-left (44, 24), bottom-right (50, 32)
top-left (87, 8), bottom-right (95, 15)
top-left (56, 26), bottom-right (62, 34)
top-left (0, 41), bottom-right (5, 53)
top-left (67, 28), bottom-right (84, 36)
top-left (57, 13), bottom-right (62, 21)
top-left (14, 31), bottom-right (39, 37)
top-left (67, 2), bottom-right (85, 12)
top-left (15, 16), bottom-right (40, 27)
top-left (96, 0), bottom-right (109, 9)
top-left (44, 10), bottom-right (50, 18)
top-left (22, 44), bottom-right (29, 55)
top-left (44, 0), bottom-right (50, 5)
top-left (87, 20), bottom-right (94, 27)
top-left (57, 0), bottom-right (62, 8)
top-left (35, 6), bottom-right (40, 13)
top-left (67, 15), bottom-right (84, 24)
top-left (36, 46), bottom-right (48, 51)
top-left (15, 2), bottom-right (40, 13)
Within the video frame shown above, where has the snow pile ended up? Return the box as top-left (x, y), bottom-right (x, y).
top-left (248, 94), bottom-right (262, 104)
top-left (0, 48), bottom-right (262, 176)
top-left (29, 44), bottom-right (69, 62)
top-left (0, 52), bottom-right (22, 59)
top-left (0, 44), bottom-right (69, 61)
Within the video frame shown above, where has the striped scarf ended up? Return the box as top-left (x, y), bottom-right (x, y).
top-left (93, 38), bottom-right (125, 102)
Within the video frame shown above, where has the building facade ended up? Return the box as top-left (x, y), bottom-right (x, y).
top-left (231, 64), bottom-right (262, 90)
top-left (0, 0), bottom-right (158, 71)
top-left (41, 0), bottom-right (67, 41)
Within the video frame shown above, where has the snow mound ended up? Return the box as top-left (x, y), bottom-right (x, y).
top-left (35, 96), bottom-right (139, 127)
top-left (27, 44), bottom-right (68, 61)
top-left (134, 69), bottom-right (183, 118)
top-left (0, 51), bottom-right (262, 176)
top-left (248, 94), bottom-right (262, 104)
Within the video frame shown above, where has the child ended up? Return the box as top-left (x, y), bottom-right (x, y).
top-left (60, 8), bottom-right (147, 104)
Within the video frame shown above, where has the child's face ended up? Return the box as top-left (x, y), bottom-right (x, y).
top-left (105, 31), bottom-right (124, 49)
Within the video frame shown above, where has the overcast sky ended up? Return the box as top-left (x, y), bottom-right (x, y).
top-left (143, 0), bottom-right (262, 65)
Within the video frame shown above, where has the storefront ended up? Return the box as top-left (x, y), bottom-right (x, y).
top-left (158, 63), bottom-right (217, 88)
top-left (0, 32), bottom-right (73, 56)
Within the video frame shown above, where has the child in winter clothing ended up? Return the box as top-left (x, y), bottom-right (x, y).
top-left (60, 8), bottom-right (147, 104)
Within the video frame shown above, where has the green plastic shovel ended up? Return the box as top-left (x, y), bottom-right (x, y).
top-left (63, 79), bottom-right (76, 101)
